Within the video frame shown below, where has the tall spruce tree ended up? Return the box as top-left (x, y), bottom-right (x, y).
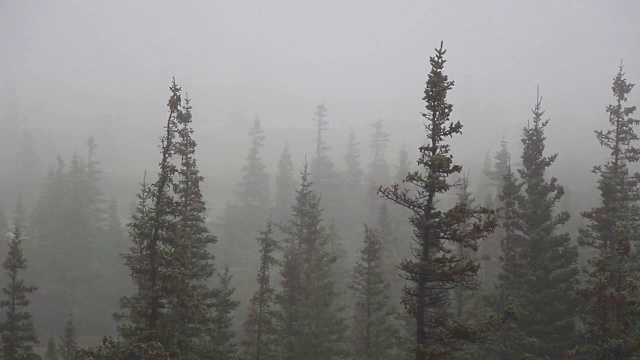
top-left (378, 42), bottom-right (496, 360)
top-left (276, 165), bottom-right (347, 360)
top-left (570, 65), bottom-right (640, 359)
top-left (349, 225), bottom-right (397, 360)
top-left (0, 198), bottom-right (39, 360)
top-left (119, 80), bottom-right (218, 358)
top-left (516, 89), bottom-right (579, 358)
top-left (243, 222), bottom-right (279, 360)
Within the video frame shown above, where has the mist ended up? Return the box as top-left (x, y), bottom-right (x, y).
top-left (1, 0), bottom-right (640, 358)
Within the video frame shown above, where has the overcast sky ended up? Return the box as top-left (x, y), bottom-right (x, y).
top-left (2, 0), bottom-right (640, 190)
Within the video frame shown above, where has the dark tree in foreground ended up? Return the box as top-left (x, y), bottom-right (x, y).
top-left (516, 90), bottom-right (579, 358)
top-left (0, 200), bottom-right (39, 360)
top-left (570, 65), bottom-right (640, 359)
top-left (378, 42), bottom-right (496, 360)
top-left (244, 222), bottom-right (279, 360)
top-left (350, 225), bottom-right (397, 360)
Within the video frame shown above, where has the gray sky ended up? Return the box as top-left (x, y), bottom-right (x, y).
top-left (2, 0), bottom-right (640, 204)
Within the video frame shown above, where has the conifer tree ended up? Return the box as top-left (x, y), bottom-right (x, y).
top-left (205, 265), bottom-right (240, 360)
top-left (516, 89), bottom-right (579, 357)
top-left (244, 222), bottom-right (279, 360)
top-left (170, 94), bottom-right (218, 357)
top-left (276, 165), bottom-right (347, 360)
top-left (60, 312), bottom-right (77, 360)
top-left (119, 80), bottom-right (181, 353)
top-left (570, 65), bottom-right (640, 359)
top-left (0, 203), bottom-right (7, 241)
top-left (45, 336), bottom-right (59, 360)
top-left (237, 116), bottom-right (270, 208)
top-left (274, 143), bottom-right (295, 223)
top-left (119, 80), bottom-right (218, 358)
top-left (350, 225), bottom-right (396, 360)
top-left (378, 42), bottom-right (496, 360)
top-left (0, 198), bottom-right (39, 360)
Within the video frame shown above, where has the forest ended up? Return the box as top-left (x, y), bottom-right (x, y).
top-left (3, 1), bottom-right (640, 360)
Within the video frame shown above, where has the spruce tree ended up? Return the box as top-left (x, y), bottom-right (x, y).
top-left (170, 94), bottom-right (218, 357)
top-left (276, 165), bottom-right (347, 360)
top-left (570, 65), bottom-right (640, 359)
top-left (516, 89), bottom-right (579, 357)
top-left (0, 199), bottom-right (39, 360)
top-left (349, 225), bottom-right (396, 360)
top-left (274, 143), bottom-right (295, 223)
top-left (45, 336), bottom-right (59, 360)
top-left (378, 42), bottom-right (496, 360)
top-left (119, 80), bottom-right (218, 358)
top-left (243, 222), bottom-right (279, 360)
top-left (60, 312), bottom-right (77, 360)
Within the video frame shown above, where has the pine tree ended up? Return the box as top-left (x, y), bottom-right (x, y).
top-left (0, 198), bottom-right (39, 360)
top-left (570, 65), bottom-right (640, 359)
top-left (45, 336), bottom-right (59, 360)
top-left (274, 143), bottom-right (295, 223)
top-left (119, 80), bottom-right (218, 358)
top-left (170, 94), bottom-right (218, 357)
top-left (378, 42), bottom-right (497, 360)
top-left (243, 222), bottom-right (279, 360)
top-left (350, 225), bottom-right (397, 360)
top-left (516, 89), bottom-right (579, 358)
top-left (276, 165), bottom-right (348, 360)
top-left (237, 115), bottom-right (270, 208)
top-left (60, 312), bottom-right (77, 360)
top-left (205, 265), bottom-right (240, 360)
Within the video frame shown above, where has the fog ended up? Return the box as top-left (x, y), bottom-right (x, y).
top-left (1, 0), bottom-right (640, 357)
